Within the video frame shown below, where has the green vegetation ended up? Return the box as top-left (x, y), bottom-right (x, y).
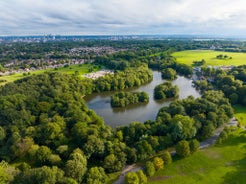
top-left (154, 82), bottom-right (179, 100)
top-left (175, 140), bottom-right (190, 157)
top-left (234, 105), bottom-right (246, 126)
top-left (161, 68), bottom-right (177, 80)
top-left (125, 170), bottom-right (147, 184)
top-left (94, 66), bottom-right (152, 92)
top-left (148, 128), bottom-right (246, 184)
top-left (0, 63), bottom-right (99, 85)
top-left (111, 92), bottom-right (149, 107)
top-left (1, 39), bottom-right (246, 183)
top-left (173, 50), bottom-right (246, 66)
top-left (161, 151), bottom-right (172, 165)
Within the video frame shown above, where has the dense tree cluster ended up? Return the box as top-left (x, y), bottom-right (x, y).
top-left (118, 90), bottom-right (233, 163)
top-left (194, 65), bottom-right (246, 106)
top-left (94, 66), bottom-right (153, 92)
top-left (161, 68), bottom-right (177, 80)
top-left (111, 92), bottom-right (149, 107)
top-left (0, 72), bottom-right (133, 183)
top-left (193, 59), bottom-right (206, 66)
top-left (154, 82), bottom-right (179, 100)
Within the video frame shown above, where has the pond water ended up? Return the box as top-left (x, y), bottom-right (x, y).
top-left (85, 70), bottom-right (200, 128)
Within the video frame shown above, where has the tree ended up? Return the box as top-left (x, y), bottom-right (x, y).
top-left (145, 161), bottom-right (155, 177)
top-left (136, 170), bottom-right (147, 184)
top-left (154, 82), bottom-right (179, 100)
top-left (153, 157), bottom-right (164, 170)
top-left (125, 172), bottom-right (139, 184)
top-left (14, 166), bottom-right (64, 184)
top-left (65, 149), bottom-right (87, 183)
top-left (189, 139), bottom-right (200, 154)
top-left (161, 68), bottom-right (177, 80)
top-left (0, 126), bottom-right (6, 142)
top-left (161, 151), bottom-right (172, 165)
top-left (171, 115), bottom-right (196, 141)
top-left (34, 146), bottom-right (52, 166)
top-left (83, 135), bottom-right (105, 159)
top-left (104, 154), bottom-right (123, 173)
top-left (175, 140), bottom-right (190, 157)
top-left (86, 167), bottom-right (107, 184)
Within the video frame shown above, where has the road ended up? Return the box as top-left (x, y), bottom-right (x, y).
top-left (113, 118), bottom-right (238, 184)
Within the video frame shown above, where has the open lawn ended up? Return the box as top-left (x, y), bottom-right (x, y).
top-left (234, 105), bottom-right (246, 126)
top-left (172, 50), bottom-right (246, 66)
top-left (148, 128), bottom-right (246, 184)
top-left (0, 63), bottom-right (100, 85)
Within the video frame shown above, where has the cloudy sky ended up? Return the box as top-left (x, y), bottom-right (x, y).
top-left (1, 0), bottom-right (246, 36)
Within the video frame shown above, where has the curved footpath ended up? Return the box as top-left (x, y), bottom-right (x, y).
top-left (114, 118), bottom-right (239, 184)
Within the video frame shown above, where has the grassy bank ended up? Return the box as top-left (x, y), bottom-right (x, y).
top-left (148, 128), bottom-right (246, 184)
top-left (172, 50), bottom-right (246, 66)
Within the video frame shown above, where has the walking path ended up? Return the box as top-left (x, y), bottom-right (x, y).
top-left (114, 117), bottom-right (239, 184)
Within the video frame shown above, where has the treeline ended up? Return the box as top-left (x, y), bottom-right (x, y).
top-left (94, 66), bottom-right (153, 92)
top-left (118, 91), bottom-right (233, 161)
top-left (193, 65), bottom-right (246, 106)
top-left (146, 53), bottom-right (193, 77)
top-left (111, 91), bottom-right (149, 107)
top-left (154, 82), bottom-right (179, 100)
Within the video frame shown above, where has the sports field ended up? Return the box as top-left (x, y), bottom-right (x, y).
top-left (173, 50), bottom-right (246, 66)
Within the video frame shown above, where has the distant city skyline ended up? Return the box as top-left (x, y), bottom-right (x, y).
top-left (1, 0), bottom-right (246, 36)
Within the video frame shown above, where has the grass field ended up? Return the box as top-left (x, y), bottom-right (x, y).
top-left (0, 63), bottom-right (100, 85)
top-left (234, 105), bottom-right (246, 126)
top-left (148, 128), bottom-right (246, 184)
top-left (172, 50), bottom-right (246, 66)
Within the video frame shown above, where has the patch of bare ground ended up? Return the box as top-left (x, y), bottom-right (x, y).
top-left (148, 175), bottom-right (173, 181)
top-left (177, 165), bottom-right (186, 176)
top-left (201, 149), bottom-right (221, 159)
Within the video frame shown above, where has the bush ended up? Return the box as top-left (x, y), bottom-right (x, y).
top-left (189, 139), bottom-right (200, 154)
top-left (125, 172), bottom-right (139, 184)
top-left (161, 151), bottom-right (172, 165)
top-left (175, 140), bottom-right (190, 157)
top-left (153, 157), bottom-right (164, 170)
top-left (136, 170), bottom-right (147, 184)
top-left (145, 161), bottom-right (155, 177)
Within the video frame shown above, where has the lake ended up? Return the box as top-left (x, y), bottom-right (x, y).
top-left (85, 70), bottom-right (200, 128)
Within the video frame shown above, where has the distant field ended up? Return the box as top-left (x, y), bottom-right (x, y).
top-left (148, 128), bottom-right (246, 184)
top-left (234, 105), bottom-right (246, 126)
top-left (0, 63), bottom-right (99, 85)
top-left (172, 50), bottom-right (246, 66)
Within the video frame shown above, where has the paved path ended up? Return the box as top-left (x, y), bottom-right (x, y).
top-left (113, 164), bottom-right (142, 184)
top-left (114, 118), bottom-right (238, 184)
top-left (200, 117), bottom-right (238, 149)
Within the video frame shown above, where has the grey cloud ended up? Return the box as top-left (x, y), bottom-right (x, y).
top-left (1, 0), bottom-right (246, 35)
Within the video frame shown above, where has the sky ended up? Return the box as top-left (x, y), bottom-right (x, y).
top-left (1, 0), bottom-right (246, 36)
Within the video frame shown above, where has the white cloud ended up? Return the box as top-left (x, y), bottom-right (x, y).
top-left (0, 0), bottom-right (246, 35)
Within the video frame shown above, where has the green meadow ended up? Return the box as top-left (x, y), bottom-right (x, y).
top-left (0, 63), bottom-right (99, 85)
top-left (234, 105), bottom-right (246, 126)
top-left (172, 50), bottom-right (246, 66)
top-left (148, 128), bottom-right (246, 184)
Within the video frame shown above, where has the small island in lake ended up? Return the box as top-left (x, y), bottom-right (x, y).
top-left (154, 82), bottom-right (179, 100)
top-left (111, 91), bottom-right (149, 107)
